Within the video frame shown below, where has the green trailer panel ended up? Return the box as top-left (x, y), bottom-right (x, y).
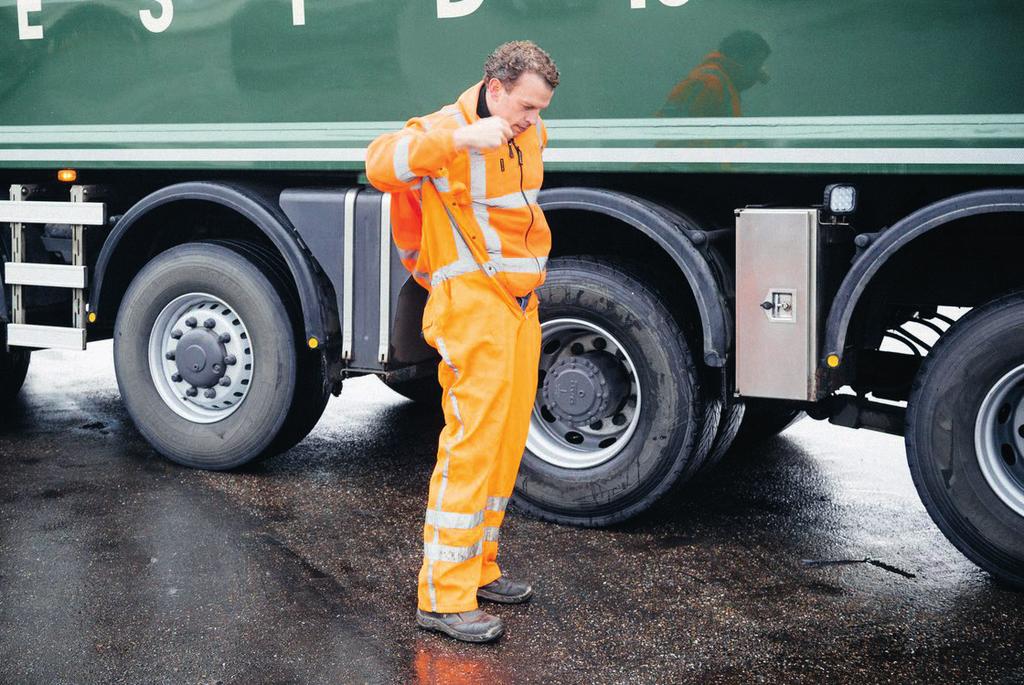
top-left (1, 0), bottom-right (1022, 173)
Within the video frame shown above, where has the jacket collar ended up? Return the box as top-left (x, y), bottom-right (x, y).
top-left (456, 81), bottom-right (486, 125)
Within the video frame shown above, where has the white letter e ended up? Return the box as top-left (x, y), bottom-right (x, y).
top-left (18, 0), bottom-right (43, 40)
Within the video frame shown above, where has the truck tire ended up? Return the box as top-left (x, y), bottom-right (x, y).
top-left (209, 240), bottom-right (331, 455)
top-left (387, 375), bottom-right (441, 408)
top-left (700, 402), bottom-right (747, 472)
top-left (264, 344), bottom-right (330, 455)
top-left (114, 242), bottom-right (298, 470)
top-left (731, 398), bottom-right (805, 449)
top-left (907, 291), bottom-right (1024, 588)
top-left (512, 256), bottom-right (714, 527)
top-left (0, 345), bottom-right (31, 401)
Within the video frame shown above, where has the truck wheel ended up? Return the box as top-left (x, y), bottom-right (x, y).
top-left (268, 346), bottom-right (331, 454)
top-left (731, 398), bottom-right (805, 448)
top-left (114, 242), bottom-right (297, 470)
top-left (0, 345), bottom-right (31, 401)
top-left (513, 256), bottom-right (714, 527)
top-left (700, 402), bottom-right (747, 472)
top-left (387, 375), bottom-right (441, 408)
top-left (907, 291), bottom-right (1024, 588)
top-left (208, 240), bottom-right (331, 455)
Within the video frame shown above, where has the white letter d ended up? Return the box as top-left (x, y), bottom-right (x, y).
top-left (437, 0), bottom-right (483, 19)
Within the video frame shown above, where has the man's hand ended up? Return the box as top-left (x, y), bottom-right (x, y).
top-left (453, 117), bottom-right (514, 152)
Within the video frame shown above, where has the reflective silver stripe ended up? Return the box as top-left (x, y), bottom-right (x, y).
top-left (440, 107), bottom-right (469, 127)
top-left (397, 247), bottom-right (419, 263)
top-left (474, 189), bottom-right (539, 209)
top-left (393, 136), bottom-right (416, 183)
top-left (428, 336), bottom-right (466, 610)
top-left (424, 540), bottom-right (483, 564)
top-left (430, 256), bottom-right (546, 286)
top-left (433, 176), bottom-right (451, 193)
top-left (430, 258), bottom-right (479, 286)
top-left (435, 195), bottom-right (475, 265)
top-left (469, 150), bottom-right (504, 256)
top-left (495, 256), bottom-right (547, 273)
top-left (486, 496), bottom-right (509, 513)
top-left (483, 527), bottom-right (500, 542)
top-left (341, 188), bottom-right (359, 360)
top-left (425, 509), bottom-right (485, 530)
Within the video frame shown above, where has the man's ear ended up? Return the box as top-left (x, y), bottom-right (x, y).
top-left (486, 77), bottom-right (505, 99)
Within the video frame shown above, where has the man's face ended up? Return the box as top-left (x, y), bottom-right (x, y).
top-left (486, 72), bottom-right (554, 136)
top-left (729, 52), bottom-right (771, 92)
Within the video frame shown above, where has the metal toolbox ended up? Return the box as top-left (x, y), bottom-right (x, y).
top-left (735, 208), bottom-right (821, 401)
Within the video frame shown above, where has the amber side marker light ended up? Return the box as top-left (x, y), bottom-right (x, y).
top-left (88, 312), bottom-right (97, 324)
top-left (57, 169), bottom-right (77, 183)
top-left (308, 337), bottom-right (320, 349)
top-left (826, 354), bottom-right (841, 368)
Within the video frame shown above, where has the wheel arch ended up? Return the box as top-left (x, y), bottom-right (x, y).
top-left (539, 187), bottom-right (731, 367)
top-left (91, 181), bottom-right (332, 342)
top-left (824, 188), bottom-right (1024, 362)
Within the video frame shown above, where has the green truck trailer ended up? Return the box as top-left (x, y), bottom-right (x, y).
top-left (2, 0), bottom-right (1024, 585)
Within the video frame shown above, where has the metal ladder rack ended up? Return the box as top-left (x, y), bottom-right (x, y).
top-left (2, 184), bottom-right (107, 350)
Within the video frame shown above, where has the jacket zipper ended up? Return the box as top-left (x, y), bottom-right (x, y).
top-left (510, 140), bottom-right (541, 289)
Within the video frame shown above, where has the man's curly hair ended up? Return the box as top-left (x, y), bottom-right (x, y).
top-left (483, 41), bottom-right (560, 90)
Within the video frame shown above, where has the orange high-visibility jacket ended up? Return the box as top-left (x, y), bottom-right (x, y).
top-left (657, 52), bottom-right (741, 118)
top-left (365, 82), bottom-right (550, 299)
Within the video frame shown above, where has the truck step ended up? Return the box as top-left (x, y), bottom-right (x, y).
top-left (3, 184), bottom-right (106, 352)
top-left (3, 263), bottom-right (88, 289)
top-left (5, 323), bottom-right (87, 350)
top-left (0, 199), bottom-right (106, 226)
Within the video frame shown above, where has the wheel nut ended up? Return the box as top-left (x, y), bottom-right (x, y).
top-left (204, 388), bottom-right (216, 399)
top-left (185, 317), bottom-right (197, 328)
top-left (186, 387), bottom-right (198, 397)
top-left (219, 377), bottom-right (231, 387)
top-left (171, 329), bottom-right (183, 340)
top-left (171, 373), bottom-right (182, 383)
top-left (224, 355), bottom-right (237, 366)
top-left (219, 332), bottom-right (231, 343)
top-left (204, 319), bottom-right (216, 329)
top-left (165, 351), bottom-right (175, 360)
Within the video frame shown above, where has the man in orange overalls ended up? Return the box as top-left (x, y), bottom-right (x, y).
top-left (366, 41), bottom-right (558, 643)
top-left (657, 31), bottom-right (771, 118)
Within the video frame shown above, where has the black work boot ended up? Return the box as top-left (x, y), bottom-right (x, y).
top-left (415, 609), bottom-right (505, 643)
top-left (477, 576), bottom-right (534, 604)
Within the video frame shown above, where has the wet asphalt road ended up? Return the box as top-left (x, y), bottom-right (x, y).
top-left (1, 343), bottom-right (1023, 684)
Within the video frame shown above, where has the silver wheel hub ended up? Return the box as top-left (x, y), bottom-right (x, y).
top-left (527, 318), bottom-right (642, 470)
top-left (974, 363), bottom-right (1024, 518)
top-left (149, 293), bottom-right (254, 424)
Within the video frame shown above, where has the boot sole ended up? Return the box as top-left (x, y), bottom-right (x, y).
top-left (415, 613), bottom-right (505, 643)
top-left (476, 586), bottom-right (534, 604)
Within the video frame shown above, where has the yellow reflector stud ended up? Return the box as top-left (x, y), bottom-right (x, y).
top-left (308, 337), bottom-right (319, 349)
top-left (57, 169), bottom-right (78, 183)
top-left (88, 312), bottom-right (97, 323)
top-left (826, 354), bottom-right (841, 368)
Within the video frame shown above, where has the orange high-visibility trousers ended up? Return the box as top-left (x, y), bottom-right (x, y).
top-left (417, 269), bottom-right (541, 614)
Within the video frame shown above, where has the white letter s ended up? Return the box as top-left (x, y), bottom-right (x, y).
top-left (437, 0), bottom-right (484, 19)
